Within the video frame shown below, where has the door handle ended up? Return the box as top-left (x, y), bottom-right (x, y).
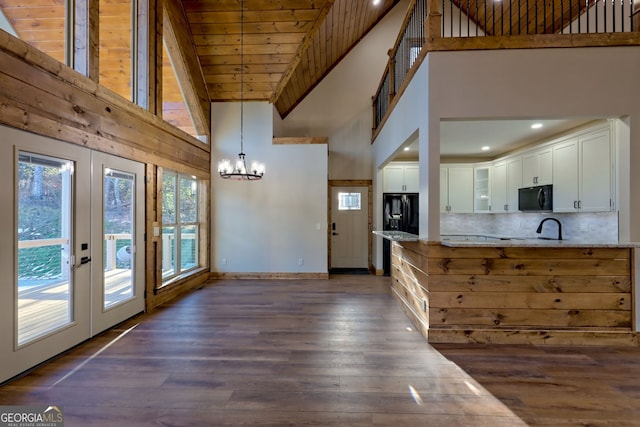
top-left (80, 256), bottom-right (92, 265)
top-left (332, 232), bottom-right (339, 236)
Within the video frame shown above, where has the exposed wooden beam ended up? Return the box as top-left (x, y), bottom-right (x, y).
top-left (272, 137), bottom-right (328, 145)
top-left (163, 0), bottom-right (211, 140)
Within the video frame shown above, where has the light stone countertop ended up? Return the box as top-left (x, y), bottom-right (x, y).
top-left (439, 234), bottom-right (638, 248)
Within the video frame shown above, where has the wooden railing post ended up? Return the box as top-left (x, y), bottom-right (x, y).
top-left (387, 49), bottom-right (396, 102)
top-left (426, 0), bottom-right (442, 41)
top-left (633, 3), bottom-right (640, 31)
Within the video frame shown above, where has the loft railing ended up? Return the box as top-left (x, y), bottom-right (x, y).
top-left (372, 0), bottom-right (639, 136)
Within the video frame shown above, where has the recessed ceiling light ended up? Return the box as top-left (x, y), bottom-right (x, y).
top-left (481, 146), bottom-right (490, 151)
top-left (373, 0), bottom-right (382, 5)
top-left (531, 123), bottom-right (543, 129)
top-left (403, 147), bottom-right (410, 151)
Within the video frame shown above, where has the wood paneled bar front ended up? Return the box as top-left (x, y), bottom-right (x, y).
top-left (390, 240), bottom-right (638, 346)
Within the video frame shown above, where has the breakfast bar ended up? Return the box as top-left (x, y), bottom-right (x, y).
top-left (385, 237), bottom-right (639, 346)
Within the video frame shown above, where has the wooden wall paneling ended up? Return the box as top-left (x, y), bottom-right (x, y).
top-left (389, 242), bottom-right (636, 345)
top-left (433, 308), bottom-right (631, 328)
top-left (0, 28), bottom-right (209, 153)
top-left (429, 291), bottom-right (631, 310)
top-left (428, 329), bottom-right (640, 346)
top-left (424, 257), bottom-right (630, 276)
top-left (162, 0), bottom-right (211, 140)
top-left (425, 274), bottom-right (632, 293)
top-left (144, 163), bottom-right (159, 312)
top-left (0, 39), bottom-right (210, 175)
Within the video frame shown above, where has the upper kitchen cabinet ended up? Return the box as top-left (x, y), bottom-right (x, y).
top-left (522, 147), bottom-right (552, 186)
top-left (383, 162), bottom-right (419, 193)
top-left (553, 125), bottom-right (613, 212)
top-left (441, 165), bottom-right (474, 213)
top-left (491, 156), bottom-right (523, 213)
top-left (474, 166), bottom-right (490, 213)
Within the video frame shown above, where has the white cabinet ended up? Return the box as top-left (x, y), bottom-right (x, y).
top-left (441, 165), bottom-right (474, 213)
top-left (474, 166), bottom-right (490, 213)
top-left (522, 147), bottom-right (552, 186)
top-left (552, 127), bottom-right (612, 212)
top-left (490, 156), bottom-right (522, 212)
top-left (383, 162), bottom-right (419, 193)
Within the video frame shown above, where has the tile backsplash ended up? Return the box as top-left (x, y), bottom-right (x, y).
top-left (440, 212), bottom-right (618, 243)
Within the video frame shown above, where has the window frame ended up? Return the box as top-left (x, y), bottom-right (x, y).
top-left (160, 169), bottom-right (200, 283)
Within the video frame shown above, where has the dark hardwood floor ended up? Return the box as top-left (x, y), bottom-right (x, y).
top-left (1, 275), bottom-right (639, 426)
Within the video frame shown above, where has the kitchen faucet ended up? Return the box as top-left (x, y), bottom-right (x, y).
top-left (536, 217), bottom-right (563, 240)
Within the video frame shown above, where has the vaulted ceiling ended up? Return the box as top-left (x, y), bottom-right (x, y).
top-left (0, 0), bottom-right (608, 127)
top-left (183, 0), bottom-right (402, 117)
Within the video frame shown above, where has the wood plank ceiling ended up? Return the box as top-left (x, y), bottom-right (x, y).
top-left (183, 0), bottom-right (402, 117)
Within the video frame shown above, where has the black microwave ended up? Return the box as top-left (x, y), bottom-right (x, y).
top-left (518, 185), bottom-right (553, 211)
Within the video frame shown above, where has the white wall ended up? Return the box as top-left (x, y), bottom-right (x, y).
top-left (211, 102), bottom-right (328, 274)
top-left (274, 0), bottom-right (410, 180)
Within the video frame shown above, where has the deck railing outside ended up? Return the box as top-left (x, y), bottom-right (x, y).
top-left (372, 0), bottom-right (639, 134)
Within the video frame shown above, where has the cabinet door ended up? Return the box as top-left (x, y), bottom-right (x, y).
top-left (579, 129), bottom-right (612, 212)
top-left (403, 164), bottom-right (420, 193)
top-left (537, 148), bottom-right (553, 185)
top-left (383, 165), bottom-right (404, 193)
top-left (491, 162), bottom-right (507, 212)
top-left (448, 167), bottom-right (474, 213)
top-left (523, 148), bottom-right (552, 185)
top-left (506, 156), bottom-right (523, 212)
top-left (522, 152), bottom-right (538, 186)
top-left (474, 167), bottom-right (490, 213)
top-left (440, 167), bottom-right (449, 213)
top-left (552, 139), bottom-right (579, 212)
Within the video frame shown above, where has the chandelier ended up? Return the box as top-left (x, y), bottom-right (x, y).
top-left (218, 0), bottom-right (265, 180)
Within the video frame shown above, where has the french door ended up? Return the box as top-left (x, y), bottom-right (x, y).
top-left (91, 152), bottom-right (145, 334)
top-left (0, 126), bottom-right (144, 383)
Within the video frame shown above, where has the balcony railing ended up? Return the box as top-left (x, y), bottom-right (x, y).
top-left (372, 0), bottom-right (639, 137)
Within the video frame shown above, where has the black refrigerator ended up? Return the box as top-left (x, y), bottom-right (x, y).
top-left (382, 193), bottom-right (419, 275)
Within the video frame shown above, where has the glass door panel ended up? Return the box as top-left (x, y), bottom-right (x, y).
top-left (91, 152), bottom-right (144, 335)
top-left (103, 168), bottom-right (135, 309)
top-left (17, 152), bottom-right (73, 346)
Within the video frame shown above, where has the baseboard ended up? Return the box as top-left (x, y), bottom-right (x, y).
top-left (210, 272), bottom-right (329, 280)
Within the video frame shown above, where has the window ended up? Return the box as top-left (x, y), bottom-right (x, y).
top-left (161, 171), bottom-right (199, 281)
top-left (0, 1), bottom-right (68, 64)
top-left (338, 192), bottom-right (362, 211)
top-left (99, 0), bottom-right (134, 101)
top-left (162, 38), bottom-right (197, 138)
top-left (17, 152), bottom-right (73, 345)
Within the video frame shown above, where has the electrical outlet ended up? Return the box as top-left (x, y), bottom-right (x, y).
top-left (221, 258), bottom-right (227, 265)
top-left (297, 258), bottom-right (304, 266)
top-left (580, 224), bottom-right (588, 232)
